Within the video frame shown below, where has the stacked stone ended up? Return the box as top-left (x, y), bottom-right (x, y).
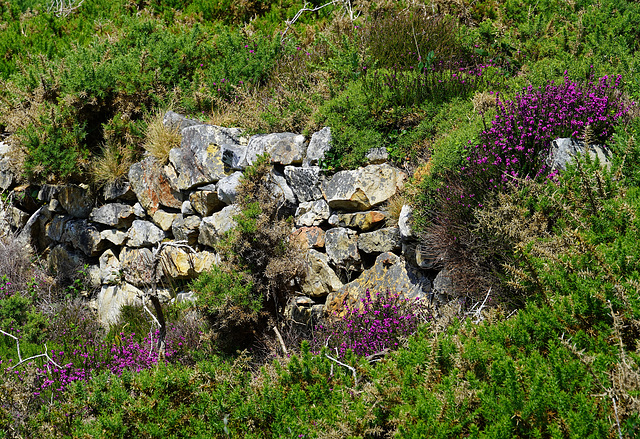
top-left (0, 112), bottom-right (436, 325)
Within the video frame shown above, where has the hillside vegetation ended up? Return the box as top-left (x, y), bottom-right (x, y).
top-left (1, 0), bottom-right (640, 437)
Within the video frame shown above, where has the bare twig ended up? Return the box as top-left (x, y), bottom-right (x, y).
top-left (0, 329), bottom-right (62, 369)
top-left (325, 352), bottom-right (358, 385)
top-left (47, 0), bottom-right (84, 17)
top-left (273, 326), bottom-right (288, 356)
top-left (281, 0), bottom-right (360, 42)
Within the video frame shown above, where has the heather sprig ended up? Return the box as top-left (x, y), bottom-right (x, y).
top-left (314, 290), bottom-right (423, 359)
top-left (464, 74), bottom-right (631, 192)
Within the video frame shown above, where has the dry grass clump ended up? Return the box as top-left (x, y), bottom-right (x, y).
top-left (90, 142), bottom-right (136, 185)
top-left (143, 109), bottom-right (182, 164)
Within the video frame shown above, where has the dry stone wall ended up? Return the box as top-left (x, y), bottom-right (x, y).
top-left (0, 111), bottom-right (441, 326)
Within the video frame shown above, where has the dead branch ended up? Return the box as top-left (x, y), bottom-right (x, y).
top-left (281, 0), bottom-right (360, 43)
top-left (325, 351), bottom-right (358, 386)
top-left (0, 329), bottom-right (62, 370)
top-left (47, 0), bottom-right (84, 17)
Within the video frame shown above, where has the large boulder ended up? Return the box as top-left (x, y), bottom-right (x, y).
top-left (300, 249), bottom-right (343, 298)
top-left (103, 180), bottom-right (136, 202)
top-left (16, 206), bottom-right (51, 252)
top-left (99, 249), bottom-right (121, 285)
top-left (46, 215), bottom-right (72, 242)
top-left (89, 203), bottom-right (136, 229)
top-left (303, 127), bottom-right (331, 167)
top-left (129, 157), bottom-right (183, 214)
top-left (217, 171), bottom-right (243, 205)
top-left (325, 252), bottom-right (431, 317)
top-left (245, 133), bottom-right (306, 166)
top-left (47, 244), bottom-right (89, 283)
top-left (127, 220), bottom-right (166, 248)
top-left (119, 247), bottom-right (153, 287)
top-left (151, 210), bottom-right (178, 232)
top-left (322, 163), bottom-right (406, 211)
top-left (291, 226), bottom-right (325, 249)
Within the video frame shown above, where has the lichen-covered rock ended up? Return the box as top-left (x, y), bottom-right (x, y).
top-left (198, 205), bottom-right (240, 248)
top-left (365, 147), bottom-right (388, 165)
top-left (90, 203), bottom-right (136, 229)
top-left (245, 133), bottom-right (306, 166)
top-left (171, 215), bottom-right (200, 246)
top-left (303, 127), bottom-right (331, 167)
top-left (163, 110), bottom-right (201, 131)
top-left (97, 283), bottom-right (142, 325)
top-left (127, 220), bottom-right (166, 247)
top-left (295, 200), bottom-right (330, 227)
top-left (325, 252), bottom-right (430, 317)
top-left (285, 296), bottom-right (323, 326)
top-left (357, 227), bottom-right (401, 254)
top-left (119, 247), bottom-right (153, 287)
top-left (58, 184), bottom-right (94, 218)
top-left (189, 190), bottom-right (225, 217)
top-left (270, 169), bottom-right (297, 204)
top-left (547, 137), bottom-right (611, 171)
top-left (432, 268), bottom-right (453, 303)
top-left (152, 209), bottom-right (178, 232)
top-left (291, 226), bottom-right (325, 249)
top-left (181, 200), bottom-right (195, 215)
top-left (328, 211), bottom-right (386, 231)
top-left (284, 166), bottom-right (323, 202)
top-left (100, 229), bottom-right (128, 246)
top-left (221, 144), bottom-right (248, 170)
top-left (103, 180), bottom-right (136, 202)
top-left (217, 171), bottom-right (243, 205)
top-left (300, 249), bottom-right (343, 298)
top-left (169, 124), bottom-right (241, 190)
top-left (62, 219), bottom-right (109, 257)
top-left (325, 227), bottom-right (360, 268)
top-left (17, 206), bottom-right (51, 252)
top-left (46, 215), bottom-right (72, 242)
top-left (6, 206), bottom-right (29, 229)
top-left (322, 164), bottom-right (405, 211)
top-left (99, 249), bottom-right (121, 285)
top-left (129, 157), bottom-right (183, 214)
top-left (160, 247), bottom-right (219, 279)
top-left (47, 244), bottom-right (88, 283)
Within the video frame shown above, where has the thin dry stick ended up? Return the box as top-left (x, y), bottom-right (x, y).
top-left (273, 326), bottom-right (288, 356)
top-left (0, 329), bottom-right (62, 369)
top-left (325, 352), bottom-right (358, 386)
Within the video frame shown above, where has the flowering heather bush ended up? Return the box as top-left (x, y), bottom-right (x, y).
top-left (314, 290), bottom-right (423, 359)
top-left (463, 74), bottom-right (631, 192)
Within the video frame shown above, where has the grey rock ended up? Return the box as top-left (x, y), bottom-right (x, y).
top-left (325, 227), bottom-right (360, 268)
top-left (100, 229), bottom-right (128, 246)
top-left (99, 249), bottom-right (121, 285)
top-left (323, 164), bottom-right (406, 211)
top-left (365, 147), bottom-right (388, 164)
top-left (327, 211), bottom-right (386, 231)
top-left (133, 202), bottom-right (147, 218)
top-left (358, 227), bottom-right (401, 254)
top-left (171, 215), bottom-right (200, 246)
top-left (325, 252), bottom-right (430, 317)
top-left (58, 184), bottom-right (93, 218)
top-left (198, 205), bottom-right (240, 248)
top-left (295, 199), bottom-right (330, 227)
top-left (129, 157), bottom-right (183, 214)
top-left (89, 203), bottom-right (136, 229)
top-left (46, 215), bottom-right (72, 242)
top-left (97, 283), bottom-right (142, 326)
top-left (304, 127), bottom-right (331, 167)
top-left (47, 244), bottom-right (88, 283)
top-left (217, 171), bottom-right (243, 205)
top-left (103, 180), bottom-right (136, 202)
top-left (221, 144), bottom-right (249, 170)
top-left (300, 249), bottom-right (343, 298)
top-left (285, 296), bottom-right (322, 326)
top-left (127, 220), bottom-right (166, 247)
top-left (284, 166), bottom-right (323, 202)
top-left (62, 219), bottom-right (110, 257)
top-left (38, 185), bottom-right (60, 203)
top-left (398, 205), bottom-right (413, 239)
top-left (547, 137), bottom-right (612, 171)
top-left (16, 206), bottom-right (51, 252)
top-left (181, 200), bottom-right (195, 215)
top-left (245, 133), bottom-right (306, 166)
top-left (119, 247), bottom-right (153, 287)
top-left (432, 268), bottom-right (453, 303)
top-left (270, 169), bottom-right (297, 204)
top-left (189, 190), bottom-right (225, 217)
top-left (48, 199), bottom-right (65, 214)
top-left (163, 110), bottom-right (201, 131)
top-left (6, 206), bottom-right (29, 230)
top-left (152, 209), bottom-right (179, 232)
